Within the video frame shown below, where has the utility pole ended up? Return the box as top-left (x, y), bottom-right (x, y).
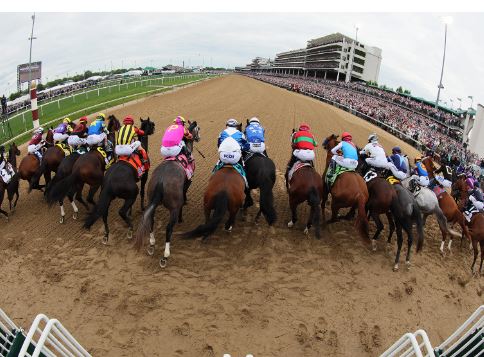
top-left (28, 13), bottom-right (37, 86)
top-left (435, 16), bottom-right (453, 108)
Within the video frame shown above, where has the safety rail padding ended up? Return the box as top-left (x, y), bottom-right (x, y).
top-left (380, 330), bottom-right (435, 357)
top-left (0, 308), bottom-right (19, 356)
top-left (434, 305), bottom-right (483, 357)
top-left (18, 314), bottom-right (90, 357)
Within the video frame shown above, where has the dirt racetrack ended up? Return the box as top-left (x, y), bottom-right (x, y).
top-left (1, 75), bottom-right (483, 356)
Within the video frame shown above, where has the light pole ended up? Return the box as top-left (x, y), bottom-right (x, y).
top-left (457, 97), bottom-right (462, 110)
top-left (449, 98), bottom-right (454, 109)
top-left (28, 13), bottom-right (37, 85)
top-left (435, 16), bottom-right (453, 108)
top-left (468, 95), bottom-right (473, 110)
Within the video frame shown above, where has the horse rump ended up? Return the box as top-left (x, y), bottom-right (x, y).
top-left (181, 191), bottom-right (229, 239)
top-left (45, 173), bottom-right (76, 206)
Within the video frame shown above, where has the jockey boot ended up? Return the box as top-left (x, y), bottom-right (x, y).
top-left (263, 150), bottom-right (268, 158)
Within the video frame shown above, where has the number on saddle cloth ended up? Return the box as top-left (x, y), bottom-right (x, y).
top-left (386, 176), bottom-right (400, 185)
top-left (363, 170), bottom-right (378, 183)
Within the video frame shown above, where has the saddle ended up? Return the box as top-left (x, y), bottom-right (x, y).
top-left (165, 154), bottom-right (195, 180)
top-left (325, 163), bottom-right (354, 190)
top-left (118, 150), bottom-right (150, 178)
top-left (212, 161), bottom-right (247, 187)
top-left (243, 151), bottom-right (266, 163)
top-left (55, 142), bottom-right (72, 156)
top-left (288, 161), bottom-right (312, 187)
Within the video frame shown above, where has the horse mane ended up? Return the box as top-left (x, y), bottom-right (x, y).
top-left (140, 117), bottom-right (155, 135)
top-left (188, 120), bottom-right (198, 132)
top-left (323, 134), bottom-right (339, 150)
top-left (108, 115), bottom-right (121, 132)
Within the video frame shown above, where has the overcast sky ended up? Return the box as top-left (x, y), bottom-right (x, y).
top-left (0, 13), bottom-right (482, 109)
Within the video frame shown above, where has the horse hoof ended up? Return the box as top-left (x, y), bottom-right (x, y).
top-left (159, 258), bottom-right (168, 269)
top-left (225, 226), bottom-right (232, 232)
top-left (102, 235), bottom-right (109, 245)
top-left (127, 229), bottom-right (133, 240)
top-left (287, 221), bottom-right (294, 228)
top-left (147, 245), bottom-right (155, 256)
top-left (393, 265), bottom-right (399, 272)
top-left (303, 227), bottom-right (309, 235)
top-left (59, 216), bottom-right (64, 224)
top-left (405, 261), bottom-right (411, 270)
top-left (372, 240), bottom-right (377, 252)
top-left (72, 212), bottom-right (78, 220)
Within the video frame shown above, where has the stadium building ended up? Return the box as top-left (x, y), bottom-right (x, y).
top-left (248, 33), bottom-right (382, 83)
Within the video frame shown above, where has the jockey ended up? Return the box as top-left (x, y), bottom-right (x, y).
top-left (68, 116), bottom-right (89, 147)
top-left (218, 119), bottom-right (248, 165)
top-left (53, 118), bottom-right (73, 144)
top-left (86, 113), bottom-right (108, 147)
top-left (115, 115), bottom-right (145, 159)
top-left (330, 131), bottom-right (358, 170)
top-left (160, 116), bottom-right (193, 160)
top-left (433, 160), bottom-right (453, 188)
top-left (244, 117), bottom-right (267, 155)
top-left (360, 134), bottom-right (406, 179)
top-left (412, 156), bottom-right (430, 187)
top-left (218, 119), bottom-right (249, 151)
top-left (464, 178), bottom-right (484, 221)
top-left (389, 147), bottom-right (409, 177)
top-left (27, 127), bottom-right (45, 160)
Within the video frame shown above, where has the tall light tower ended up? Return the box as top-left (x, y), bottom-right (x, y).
top-left (435, 16), bottom-right (453, 108)
top-left (28, 13), bottom-right (37, 85)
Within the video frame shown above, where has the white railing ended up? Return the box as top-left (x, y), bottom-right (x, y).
top-left (380, 330), bottom-right (434, 357)
top-left (0, 308), bottom-right (19, 356)
top-left (18, 313), bottom-right (90, 357)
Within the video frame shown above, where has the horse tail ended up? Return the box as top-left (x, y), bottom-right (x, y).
top-left (134, 181), bottom-right (164, 251)
top-left (308, 186), bottom-right (321, 239)
top-left (29, 157), bottom-right (47, 193)
top-left (45, 173), bottom-right (76, 206)
top-left (182, 191), bottom-right (228, 239)
top-left (414, 203), bottom-right (425, 252)
top-left (259, 175), bottom-right (277, 225)
top-left (83, 184), bottom-right (113, 230)
top-left (355, 194), bottom-right (370, 242)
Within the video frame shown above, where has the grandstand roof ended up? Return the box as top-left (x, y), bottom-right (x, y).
top-left (307, 33), bottom-right (355, 48)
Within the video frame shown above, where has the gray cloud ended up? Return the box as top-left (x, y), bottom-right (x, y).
top-left (0, 12), bottom-right (482, 109)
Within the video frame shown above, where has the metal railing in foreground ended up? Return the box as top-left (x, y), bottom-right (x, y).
top-left (380, 305), bottom-right (483, 357)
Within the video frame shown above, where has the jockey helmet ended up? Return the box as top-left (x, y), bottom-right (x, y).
top-left (341, 132), bottom-right (352, 141)
top-left (63, 117), bottom-right (72, 124)
top-left (96, 113), bottom-right (106, 121)
top-left (249, 117), bottom-right (260, 124)
top-left (35, 127), bottom-right (44, 134)
top-left (226, 118), bottom-right (239, 127)
top-left (392, 146), bottom-right (401, 154)
top-left (123, 115), bottom-right (134, 125)
top-left (79, 116), bottom-right (88, 124)
top-left (368, 133), bottom-right (378, 143)
top-left (298, 123), bottom-right (310, 131)
top-left (466, 177), bottom-right (475, 190)
top-left (173, 116), bottom-right (186, 125)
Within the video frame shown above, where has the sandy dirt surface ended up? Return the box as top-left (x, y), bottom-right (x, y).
top-left (1, 75), bottom-right (482, 357)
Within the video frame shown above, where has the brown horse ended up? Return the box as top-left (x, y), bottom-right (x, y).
top-left (18, 129), bottom-right (54, 191)
top-left (0, 143), bottom-right (21, 220)
top-left (453, 177), bottom-right (484, 275)
top-left (46, 115), bottom-right (120, 207)
top-left (322, 134), bottom-right (369, 242)
top-left (182, 166), bottom-right (245, 240)
top-left (423, 156), bottom-right (471, 252)
top-left (286, 163), bottom-right (323, 239)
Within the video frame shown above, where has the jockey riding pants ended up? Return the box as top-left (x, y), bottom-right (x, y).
top-left (28, 144), bottom-right (42, 154)
top-left (412, 174), bottom-right (430, 187)
top-left (68, 135), bottom-right (87, 147)
top-left (161, 142), bottom-right (183, 158)
top-left (469, 196), bottom-right (484, 211)
top-left (249, 142), bottom-right (266, 154)
top-left (293, 149), bottom-right (315, 162)
top-left (87, 133), bottom-right (107, 146)
top-left (53, 133), bottom-right (69, 142)
top-left (116, 141), bottom-right (141, 157)
top-left (435, 175), bottom-right (452, 188)
top-left (332, 155), bottom-right (358, 170)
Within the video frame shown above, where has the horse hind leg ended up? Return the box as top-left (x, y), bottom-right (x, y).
top-left (288, 198), bottom-right (298, 228)
top-left (87, 185), bottom-right (100, 205)
top-left (393, 221), bottom-right (404, 271)
top-left (119, 198), bottom-right (136, 239)
top-left (243, 188), bottom-right (254, 209)
top-left (386, 212), bottom-right (395, 245)
top-left (160, 209), bottom-right (179, 268)
top-left (471, 239), bottom-right (478, 275)
top-left (479, 240), bottom-right (484, 276)
top-left (370, 212), bottom-right (384, 251)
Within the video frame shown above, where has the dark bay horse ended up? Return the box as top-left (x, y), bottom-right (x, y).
top-left (18, 129), bottom-right (54, 191)
top-left (46, 115), bottom-right (120, 207)
top-left (135, 121), bottom-right (200, 268)
top-left (322, 134), bottom-right (369, 242)
top-left (0, 143), bottom-right (21, 220)
top-left (84, 117), bottom-right (155, 243)
top-left (453, 177), bottom-right (484, 275)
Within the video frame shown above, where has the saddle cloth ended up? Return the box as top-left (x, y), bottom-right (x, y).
top-left (325, 163), bottom-right (354, 190)
top-left (118, 149), bottom-right (150, 178)
top-left (243, 151), bottom-right (266, 163)
top-left (464, 205), bottom-right (481, 223)
top-left (56, 143), bottom-right (72, 156)
top-left (212, 161), bottom-right (247, 187)
top-left (288, 161), bottom-right (312, 185)
top-left (96, 147), bottom-right (114, 169)
top-left (0, 163), bottom-right (15, 184)
top-left (431, 185), bottom-right (446, 198)
top-left (165, 154), bottom-right (195, 180)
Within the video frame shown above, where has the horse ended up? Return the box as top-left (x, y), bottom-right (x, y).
top-left (18, 129), bottom-right (54, 191)
top-left (46, 115), bottom-right (120, 207)
top-left (421, 156), bottom-right (471, 251)
top-left (134, 121), bottom-right (201, 268)
top-left (84, 117), bottom-right (155, 243)
top-left (0, 143), bottom-right (21, 220)
top-left (286, 157), bottom-right (323, 239)
top-left (452, 177), bottom-right (484, 275)
top-left (34, 122), bottom-right (76, 189)
top-left (322, 134), bottom-right (369, 242)
top-left (242, 121), bottom-right (276, 225)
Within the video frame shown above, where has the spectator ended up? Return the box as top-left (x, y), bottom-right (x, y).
top-left (1, 95), bottom-right (6, 115)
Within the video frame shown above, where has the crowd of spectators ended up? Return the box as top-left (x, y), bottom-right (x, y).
top-left (248, 73), bottom-right (481, 167)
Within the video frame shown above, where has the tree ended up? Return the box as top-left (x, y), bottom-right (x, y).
top-left (396, 86), bottom-right (404, 93)
top-left (404, 89), bottom-right (411, 95)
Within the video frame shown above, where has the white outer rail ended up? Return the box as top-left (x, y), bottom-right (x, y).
top-left (380, 330), bottom-right (434, 357)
